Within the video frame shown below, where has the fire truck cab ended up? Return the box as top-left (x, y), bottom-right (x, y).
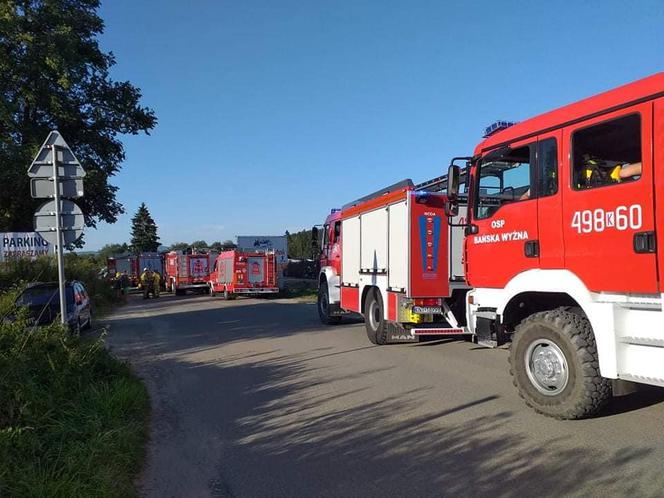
top-left (446, 73), bottom-right (664, 419)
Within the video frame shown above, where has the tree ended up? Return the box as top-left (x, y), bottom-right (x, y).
top-left (221, 239), bottom-right (236, 250)
top-left (0, 1), bottom-right (156, 236)
top-left (286, 229), bottom-right (314, 259)
top-left (191, 240), bottom-right (208, 251)
top-left (130, 203), bottom-right (159, 252)
top-left (98, 242), bottom-right (128, 260)
top-left (168, 242), bottom-right (189, 252)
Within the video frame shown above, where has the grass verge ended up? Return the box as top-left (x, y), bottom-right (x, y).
top-left (0, 314), bottom-right (150, 498)
top-left (278, 278), bottom-right (318, 301)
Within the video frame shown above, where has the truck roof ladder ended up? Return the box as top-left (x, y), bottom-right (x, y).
top-left (342, 179), bottom-right (415, 210)
top-left (414, 169), bottom-right (468, 193)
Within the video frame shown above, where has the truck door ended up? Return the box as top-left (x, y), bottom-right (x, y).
top-left (562, 106), bottom-right (658, 293)
top-left (536, 131), bottom-right (564, 269)
top-left (466, 139), bottom-right (539, 288)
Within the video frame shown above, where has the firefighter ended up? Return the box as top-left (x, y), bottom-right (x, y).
top-left (152, 270), bottom-right (161, 298)
top-left (120, 271), bottom-right (130, 303)
top-left (141, 268), bottom-right (154, 299)
top-left (580, 155), bottom-right (642, 188)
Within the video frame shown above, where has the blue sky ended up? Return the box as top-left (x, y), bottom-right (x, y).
top-left (86, 0), bottom-right (664, 250)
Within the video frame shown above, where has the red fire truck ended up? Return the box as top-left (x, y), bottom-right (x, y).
top-left (165, 251), bottom-right (215, 295)
top-left (440, 72), bottom-right (664, 419)
top-left (315, 180), bottom-right (469, 344)
top-left (107, 252), bottom-right (163, 286)
top-left (208, 250), bottom-right (279, 299)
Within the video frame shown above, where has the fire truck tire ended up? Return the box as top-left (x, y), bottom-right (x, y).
top-left (317, 285), bottom-right (341, 325)
top-left (364, 289), bottom-right (388, 345)
top-left (223, 289), bottom-right (236, 300)
top-left (509, 307), bottom-right (611, 420)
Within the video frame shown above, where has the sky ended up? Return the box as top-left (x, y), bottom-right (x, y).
top-left (84, 0), bottom-right (664, 250)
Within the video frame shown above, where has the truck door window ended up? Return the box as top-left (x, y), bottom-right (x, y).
top-left (572, 114), bottom-right (641, 190)
top-left (537, 138), bottom-right (558, 197)
top-left (475, 144), bottom-right (533, 220)
top-left (333, 221), bottom-right (341, 242)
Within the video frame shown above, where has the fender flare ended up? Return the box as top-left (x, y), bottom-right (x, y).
top-left (477, 269), bottom-right (618, 379)
top-left (319, 266), bottom-right (341, 304)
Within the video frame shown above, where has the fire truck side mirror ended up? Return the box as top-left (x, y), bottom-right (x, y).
top-left (444, 201), bottom-right (459, 217)
top-left (447, 165), bottom-right (461, 201)
top-left (311, 227), bottom-right (319, 252)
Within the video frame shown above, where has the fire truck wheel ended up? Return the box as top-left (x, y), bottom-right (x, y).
top-left (509, 308), bottom-right (611, 420)
top-left (223, 289), bottom-right (236, 300)
top-left (317, 285), bottom-right (341, 325)
top-left (364, 289), bottom-right (388, 345)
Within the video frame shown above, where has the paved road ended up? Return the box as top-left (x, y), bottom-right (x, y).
top-left (106, 294), bottom-right (664, 498)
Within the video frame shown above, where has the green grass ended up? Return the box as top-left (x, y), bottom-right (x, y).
top-left (278, 279), bottom-right (318, 300)
top-left (0, 314), bottom-right (150, 498)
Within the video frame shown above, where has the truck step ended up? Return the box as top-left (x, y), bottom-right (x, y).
top-left (617, 343), bottom-right (664, 388)
top-left (619, 336), bottom-right (664, 348)
top-left (410, 327), bottom-right (467, 336)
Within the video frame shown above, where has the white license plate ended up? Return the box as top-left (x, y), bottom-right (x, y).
top-left (412, 306), bottom-right (442, 314)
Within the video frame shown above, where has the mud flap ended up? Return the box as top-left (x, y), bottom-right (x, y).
top-left (387, 322), bottom-right (419, 343)
top-left (329, 303), bottom-right (350, 317)
top-left (476, 314), bottom-right (509, 348)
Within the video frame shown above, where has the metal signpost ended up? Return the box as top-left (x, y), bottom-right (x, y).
top-left (28, 131), bottom-right (85, 325)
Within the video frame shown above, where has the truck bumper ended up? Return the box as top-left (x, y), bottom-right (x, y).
top-left (233, 287), bottom-right (279, 294)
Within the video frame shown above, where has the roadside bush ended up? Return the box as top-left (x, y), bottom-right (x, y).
top-left (0, 254), bottom-right (119, 312)
top-left (283, 259), bottom-right (318, 279)
top-left (0, 318), bottom-right (149, 497)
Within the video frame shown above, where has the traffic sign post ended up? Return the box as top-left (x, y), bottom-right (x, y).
top-left (52, 145), bottom-right (67, 325)
top-left (28, 131), bottom-right (86, 326)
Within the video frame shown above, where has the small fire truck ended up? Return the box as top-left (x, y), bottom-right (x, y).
top-left (441, 73), bottom-right (664, 419)
top-left (165, 251), bottom-right (215, 295)
top-left (208, 250), bottom-right (279, 299)
top-left (315, 179), bottom-right (469, 344)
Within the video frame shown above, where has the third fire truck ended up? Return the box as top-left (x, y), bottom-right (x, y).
top-left (208, 250), bottom-right (279, 299)
top-left (165, 251), bottom-right (215, 295)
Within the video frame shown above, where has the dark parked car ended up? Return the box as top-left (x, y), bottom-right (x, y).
top-left (10, 281), bottom-right (92, 332)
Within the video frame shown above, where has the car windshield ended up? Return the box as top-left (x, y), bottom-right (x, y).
top-left (16, 286), bottom-right (75, 311)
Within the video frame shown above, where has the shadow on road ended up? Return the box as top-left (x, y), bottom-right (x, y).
top-left (105, 296), bottom-right (664, 497)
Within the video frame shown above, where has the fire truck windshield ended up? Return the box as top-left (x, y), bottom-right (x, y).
top-left (474, 145), bottom-right (531, 220)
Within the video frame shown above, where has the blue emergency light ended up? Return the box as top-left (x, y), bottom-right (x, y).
top-left (330, 208), bottom-right (341, 214)
top-left (483, 120), bottom-right (517, 138)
